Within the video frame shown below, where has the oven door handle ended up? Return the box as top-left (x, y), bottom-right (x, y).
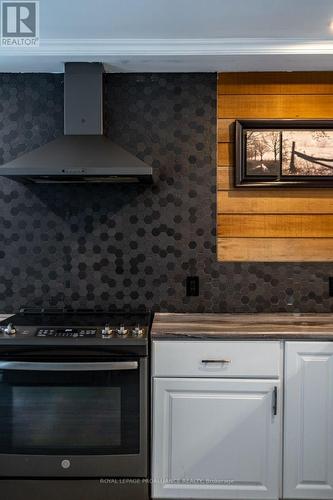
top-left (0, 361), bottom-right (139, 371)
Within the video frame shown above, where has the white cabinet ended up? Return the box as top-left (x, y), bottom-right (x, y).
top-left (152, 377), bottom-right (281, 499)
top-left (284, 342), bottom-right (333, 499)
top-left (153, 341), bottom-right (281, 378)
top-left (152, 338), bottom-right (333, 500)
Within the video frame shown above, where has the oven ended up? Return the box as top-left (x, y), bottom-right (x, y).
top-left (0, 349), bottom-right (148, 479)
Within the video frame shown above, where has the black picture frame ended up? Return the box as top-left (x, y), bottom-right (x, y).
top-left (235, 119), bottom-right (333, 188)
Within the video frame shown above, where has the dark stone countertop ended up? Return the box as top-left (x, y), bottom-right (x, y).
top-left (151, 313), bottom-right (333, 340)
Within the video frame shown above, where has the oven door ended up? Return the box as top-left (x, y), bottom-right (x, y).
top-left (0, 356), bottom-right (147, 477)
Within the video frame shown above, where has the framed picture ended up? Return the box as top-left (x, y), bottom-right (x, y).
top-left (235, 119), bottom-right (333, 187)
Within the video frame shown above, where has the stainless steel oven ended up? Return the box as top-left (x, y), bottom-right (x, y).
top-left (0, 309), bottom-right (150, 500)
top-left (0, 355), bottom-right (147, 477)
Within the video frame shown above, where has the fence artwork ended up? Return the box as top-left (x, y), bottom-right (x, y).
top-left (236, 120), bottom-right (333, 187)
top-left (289, 140), bottom-right (333, 173)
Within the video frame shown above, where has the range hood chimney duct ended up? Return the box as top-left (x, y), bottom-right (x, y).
top-left (65, 63), bottom-right (103, 136)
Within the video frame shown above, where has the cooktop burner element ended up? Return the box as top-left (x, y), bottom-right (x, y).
top-left (0, 308), bottom-right (151, 351)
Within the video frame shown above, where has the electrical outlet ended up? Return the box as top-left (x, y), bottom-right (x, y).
top-left (186, 276), bottom-right (199, 297)
top-left (329, 277), bottom-right (333, 297)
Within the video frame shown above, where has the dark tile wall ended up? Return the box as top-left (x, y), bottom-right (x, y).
top-left (0, 73), bottom-right (332, 313)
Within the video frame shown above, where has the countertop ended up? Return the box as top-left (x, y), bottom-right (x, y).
top-left (151, 313), bottom-right (333, 340)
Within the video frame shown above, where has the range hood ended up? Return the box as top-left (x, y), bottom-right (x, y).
top-left (0, 63), bottom-right (153, 183)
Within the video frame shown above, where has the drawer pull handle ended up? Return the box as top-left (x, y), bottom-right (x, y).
top-left (201, 359), bottom-right (232, 364)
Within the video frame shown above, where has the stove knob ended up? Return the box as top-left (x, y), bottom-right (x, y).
top-left (132, 325), bottom-right (144, 337)
top-left (117, 325), bottom-right (128, 336)
top-left (102, 325), bottom-right (112, 336)
top-left (1, 323), bottom-right (16, 336)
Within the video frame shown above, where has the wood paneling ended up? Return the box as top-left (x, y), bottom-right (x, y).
top-left (217, 71), bottom-right (333, 261)
top-left (217, 119), bottom-right (235, 142)
top-left (217, 142), bottom-right (234, 166)
top-left (218, 215), bottom-right (333, 238)
top-left (217, 190), bottom-right (333, 214)
top-left (218, 238), bottom-right (333, 262)
top-left (218, 95), bottom-right (333, 119)
top-left (218, 72), bottom-right (333, 95)
top-left (217, 167), bottom-right (233, 190)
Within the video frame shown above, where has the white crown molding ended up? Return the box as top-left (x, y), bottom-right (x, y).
top-left (1, 37), bottom-right (333, 57)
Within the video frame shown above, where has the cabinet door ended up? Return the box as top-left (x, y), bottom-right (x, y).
top-left (152, 378), bottom-right (280, 499)
top-left (284, 342), bottom-right (333, 499)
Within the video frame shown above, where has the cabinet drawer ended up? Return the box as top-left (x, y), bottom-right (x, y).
top-left (152, 340), bottom-right (281, 378)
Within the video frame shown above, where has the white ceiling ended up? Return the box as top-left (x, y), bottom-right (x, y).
top-left (1, 0), bottom-right (333, 72)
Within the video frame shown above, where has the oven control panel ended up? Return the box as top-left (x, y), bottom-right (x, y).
top-left (36, 328), bottom-right (97, 338)
top-left (0, 323), bottom-right (147, 340)
top-left (34, 326), bottom-right (147, 338)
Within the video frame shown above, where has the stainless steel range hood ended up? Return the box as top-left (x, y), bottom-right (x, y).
top-left (0, 63), bottom-right (153, 183)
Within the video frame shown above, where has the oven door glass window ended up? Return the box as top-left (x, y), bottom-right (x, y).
top-left (0, 361), bottom-right (140, 455)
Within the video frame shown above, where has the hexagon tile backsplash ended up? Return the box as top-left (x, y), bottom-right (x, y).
top-left (0, 72), bottom-right (332, 313)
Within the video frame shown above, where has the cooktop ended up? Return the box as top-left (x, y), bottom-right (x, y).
top-left (0, 308), bottom-right (152, 346)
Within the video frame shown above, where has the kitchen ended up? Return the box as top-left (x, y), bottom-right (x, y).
top-left (1, 1), bottom-right (333, 499)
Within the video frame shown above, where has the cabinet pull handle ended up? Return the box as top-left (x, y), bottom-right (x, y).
top-left (201, 359), bottom-right (232, 364)
top-left (272, 386), bottom-right (278, 416)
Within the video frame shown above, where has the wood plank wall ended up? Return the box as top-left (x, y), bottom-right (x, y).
top-left (217, 72), bottom-right (333, 262)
